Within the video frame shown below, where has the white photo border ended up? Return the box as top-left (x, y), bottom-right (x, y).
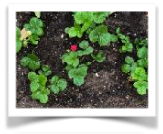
top-left (8, 3), bottom-right (156, 117)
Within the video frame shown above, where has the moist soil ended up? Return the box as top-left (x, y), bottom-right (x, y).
top-left (16, 12), bottom-right (148, 108)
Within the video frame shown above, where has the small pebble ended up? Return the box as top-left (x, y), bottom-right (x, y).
top-left (95, 73), bottom-right (99, 77)
top-left (125, 95), bottom-right (130, 99)
top-left (61, 34), bottom-right (64, 38)
top-left (134, 33), bottom-right (137, 36)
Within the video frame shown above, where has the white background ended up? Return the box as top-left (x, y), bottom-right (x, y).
top-left (0, 0), bottom-right (162, 134)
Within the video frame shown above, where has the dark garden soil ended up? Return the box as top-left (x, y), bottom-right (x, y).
top-left (16, 12), bottom-right (148, 108)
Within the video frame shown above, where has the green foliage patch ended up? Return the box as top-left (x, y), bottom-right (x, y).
top-left (20, 54), bottom-right (40, 71)
top-left (28, 72), bottom-right (50, 103)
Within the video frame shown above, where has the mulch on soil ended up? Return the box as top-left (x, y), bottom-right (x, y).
top-left (16, 12), bottom-right (148, 108)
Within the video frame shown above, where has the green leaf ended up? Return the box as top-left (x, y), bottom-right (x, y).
top-left (24, 17), bottom-right (44, 36)
top-left (125, 56), bottom-right (134, 65)
top-left (84, 46), bottom-right (94, 55)
top-left (133, 81), bottom-right (148, 95)
top-left (65, 65), bottom-right (74, 71)
top-left (121, 64), bottom-right (130, 73)
top-left (38, 65), bottom-right (52, 76)
top-left (73, 76), bottom-right (84, 86)
top-left (28, 60), bottom-right (40, 71)
top-left (50, 85), bottom-right (60, 94)
top-left (28, 72), bottom-right (38, 82)
top-left (89, 25), bottom-right (116, 46)
top-left (21, 54), bottom-right (40, 71)
top-left (93, 12), bottom-right (111, 23)
top-left (20, 57), bottom-right (30, 67)
top-left (137, 47), bottom-right (148, 59)
top-left (91, 50), bottom-right (106, 62)
top-left (16, 27), bottom-right (22, 53)
top-left (57, 79), bottom-right (67, 91)
top-left (131, 67), bottom-right (147, 81)
top-left (66, 27), bottom-right (78, 38)
top-left (30, 82), bottom-right (39, 92)
top-left (39, 94), bottom-right (48, 103)
top-left (16, 39), bottom-right (22, 53)
top-left (38, 74), bottom-right (47, 86)
top-left (31, 91), bottom-right (41, 100)
top-left (89, 25), bottom-right (107, 43)
top-left (120, 43), bottom-right (133, 53)
top-left (68, 65), bottom-right (88, 86)
top-left (50, 75), bottom-right (59, 84)
top-left (61, 52), bottom-right (79, 67)
top-left (74, 12), bottom-right (94, 25)
top-left (116, 27), bottom-right (121, 34)
top-left (137, 59), bottom-right (148, 68)
top-left (130, 62), bottom-right (138, 72)
top-left (77, 50), bottom-right (85, 56)
top-left (79, 40), bottom-right (89, 49)
top-left (139, 39), bottom-right (148, 46)
top-left (50, 75), bottom-right (67, 94)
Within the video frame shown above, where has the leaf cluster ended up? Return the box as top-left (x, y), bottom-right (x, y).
top-left (77, 40), bottom-right (94, 56)
top-left (91, 50), bottom-right (106, 62)
top-left (89, 25), bottom-right (118, 46)
top-left (61, 41), bottom-right (94, 86)
top-left (121, 55), bottom-right (148, 95)
top-left (16, 17), bottom-right (44, 53)
top-left (68, 64), bottom-right (88, 86)
top-left (116, 27), bottom-right (133, 53)
top-left (65, 12), bottom-right (112, 40)
top-left (134, 38), bottom-right (148, 68)
top-left (38, 65), bottom-right (52, 76)
top-left (49, 75), bottom-right (67, 94)
top-left (28, 72), bottom-right (50, 103)
top-left (20, 54), bottom-right (40, 71)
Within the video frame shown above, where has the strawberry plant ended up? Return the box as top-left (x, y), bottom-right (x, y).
top-left (68, 64), bottom-right (88, 86)
top-left (77, 40), bottom-right (94, 56)
top-left (134, 38), bottom-right (148, 68)
top-left (89, 25), bottom-right (118, 46)
top-left (38, 65), bottom-right (52, 76)
top-left (16, 17), bottom-right (44, 53)
top-left (49, 75), bottom-right (67, 94)
top-left (121, 56), bottom-right (137, 73)
top-left (91, 50), bottom-right (106, 62)
top-left (65, 12), bottom-right (113, 40)
top-left (121, 38), bottom-right (148, 95)
top-left (28, 72), bottom-right (50, 103)
top-left (116, 27), bottom-right (133, 53)
top-left (122, 57), bottom-right (148, 95)
top-left (20, 54), bottom-right (40, 71)
top-left (61, 51), bottom-right (79, 68)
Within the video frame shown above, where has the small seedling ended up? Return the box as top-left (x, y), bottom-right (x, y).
top-left (91, 50), bottom-right (106, 62)
top-left (24, 17), bottom-right (44, 45)
top-left (61, 51), bottom-right (79, 67)
top-left (49, 75), bottom-right (67, 94)
top-left (77, 40), bottom-right (94, 56)
top-left (28, 72), bottom-right (50, 103)
top-left (116, 27), bottom-right (133, 53)
top-left (21, 54), bottom-right (40, 71)
top-left (68, 64), bottom-right (88, 86)
top-left (121, 56), bottom-right (137, 73)
top-left (38, 65), bottom-right (52, 76)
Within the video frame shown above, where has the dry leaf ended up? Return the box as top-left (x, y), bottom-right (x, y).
top-left (20, 28), bottom-right (28, 40)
